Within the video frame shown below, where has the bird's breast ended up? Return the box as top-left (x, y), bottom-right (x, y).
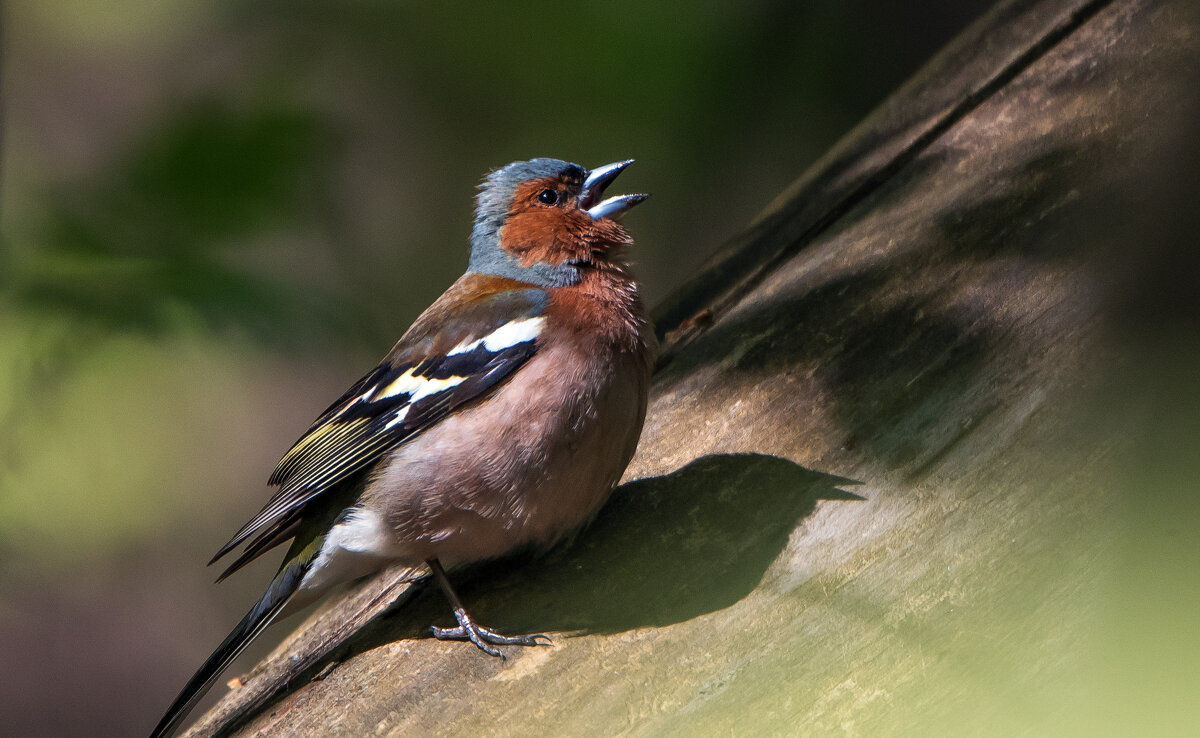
top-left (365, 333), bottom-right (652, 566)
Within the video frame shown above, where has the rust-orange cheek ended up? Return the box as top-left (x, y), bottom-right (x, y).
top-left (499, 208), bottom-right (592, 267)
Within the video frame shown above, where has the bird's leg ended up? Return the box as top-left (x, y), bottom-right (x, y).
top-left (425, 558), bottom-right (549, 658)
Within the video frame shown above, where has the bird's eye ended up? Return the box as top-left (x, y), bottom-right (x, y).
top-left (537, 189), bottom-right (560, 205)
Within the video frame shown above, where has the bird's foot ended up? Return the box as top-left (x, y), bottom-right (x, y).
top-left (430, 607), bottom-right (550, 658)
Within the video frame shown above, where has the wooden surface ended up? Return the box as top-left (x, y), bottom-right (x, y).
top-left (185, 0), bottom-right (1199, 734)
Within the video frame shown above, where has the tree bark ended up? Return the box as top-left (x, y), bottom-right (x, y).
top-left (185, 0), bottom-right (1199, 734)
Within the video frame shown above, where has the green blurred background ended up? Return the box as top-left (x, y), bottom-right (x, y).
top-left (10, 1), bottom-right (1195, 737)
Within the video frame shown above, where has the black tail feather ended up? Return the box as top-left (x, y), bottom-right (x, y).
top-left (149, 557), bottom-right (308, 738)
top-left (214, 516), bottom-right (302, 583)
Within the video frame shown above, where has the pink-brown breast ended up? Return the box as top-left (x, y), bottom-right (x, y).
top-left (366, 268), bottom-right (656, 566)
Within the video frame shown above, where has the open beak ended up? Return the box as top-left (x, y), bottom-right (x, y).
top-left (581, 159), bottom-right (648, 221)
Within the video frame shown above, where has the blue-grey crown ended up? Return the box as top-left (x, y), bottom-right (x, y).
top-left (468, 158), bottom-right (585, 288)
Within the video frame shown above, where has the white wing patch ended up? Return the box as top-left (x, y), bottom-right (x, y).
top-left (373, 369), bottom-right (467, 403)
top-left (408, 374), bottom-right (467, 403)
top-left (373, 367), bottom-right (422, 400)
top-left (384, 405), bottom-right (410, 429)
top-left (447, 316), bottom-right (545, 356)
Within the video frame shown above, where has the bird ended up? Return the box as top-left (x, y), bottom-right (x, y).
top-left (150, 158), bottom-right (655, 738)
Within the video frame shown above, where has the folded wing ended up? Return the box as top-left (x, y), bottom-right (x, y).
top-left (210, 286), bottom-right (550, 576)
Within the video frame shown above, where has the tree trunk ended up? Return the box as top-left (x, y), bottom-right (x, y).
top-left (185, 0), bottom-right (1199, 734)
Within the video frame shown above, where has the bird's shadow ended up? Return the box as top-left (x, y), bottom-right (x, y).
top-left (351, 452), bottom-right (861, 649)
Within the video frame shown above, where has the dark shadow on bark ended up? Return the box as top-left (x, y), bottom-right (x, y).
top-left (658, 262), bottom-right (1000, 478)
top-left (655, 139), bottom-right (1105, 479)
top-left (362, 453), bottom-right (859, 643)
top-left (210, 453), bottom-right (859, 735)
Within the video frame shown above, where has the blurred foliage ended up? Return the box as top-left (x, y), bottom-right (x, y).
top-left (10, 102), bottom-right (334, 337)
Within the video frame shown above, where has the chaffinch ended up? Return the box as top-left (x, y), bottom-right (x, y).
top-left (150, 158), bottom-right (655, 737)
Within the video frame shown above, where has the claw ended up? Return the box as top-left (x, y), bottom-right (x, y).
top-left (431, 607), bottom-right (550, 658)
top-left (425, 558), bottom-right (551, 657)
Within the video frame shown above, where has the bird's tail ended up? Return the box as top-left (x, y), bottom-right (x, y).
top-left (149, 542), bottom-right (318, 738)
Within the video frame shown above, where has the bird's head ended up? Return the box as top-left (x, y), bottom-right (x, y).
top-left (469, 158), bottom-right (647, 287)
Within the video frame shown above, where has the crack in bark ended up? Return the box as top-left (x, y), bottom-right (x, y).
top-left (653, 0), bottom-right (1115, 369)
